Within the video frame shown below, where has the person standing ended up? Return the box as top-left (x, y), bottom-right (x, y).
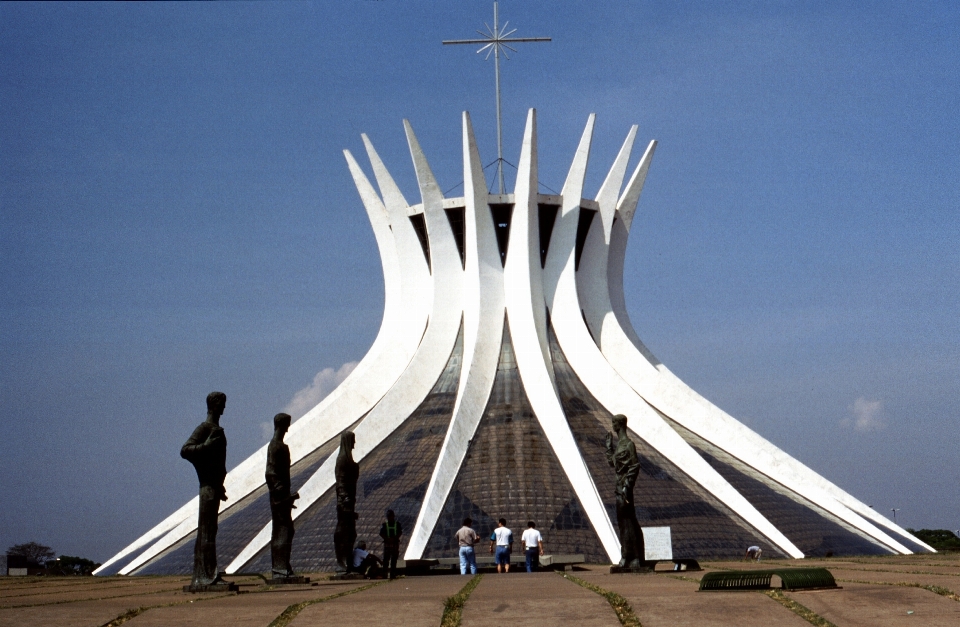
top-left (379, 509), bottom-right (402, 579)
top-left (180, 391), bottom-right (229, 589)
top-left (455, 517), bottom-right (480, 575)
top-left (489, 518), bottom-right (513, 573)
top-left (521, 521), bottom-right (544, 572)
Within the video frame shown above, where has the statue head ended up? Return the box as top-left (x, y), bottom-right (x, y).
top-left (612, 414), bottom-right (628, 432)
top-left (206, 391), bottom-right (226, 416)
top-left (340, 430), bottom-right (355, 452)
top-left (273, 412), bottom-right (292, 434)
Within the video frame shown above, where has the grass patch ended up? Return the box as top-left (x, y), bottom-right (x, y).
top-left (441, 574), bottom-right (482, 627)
top-left (558, 572), bottom-right (641, 627)
top-left (664, 573), bottom-right (702, 584)
top-left (100, 606), bottom-right (148, 627)
top-left (764, 589), bottom-right (837, 627)
top-left (267, 580), bottom-right (387, 627)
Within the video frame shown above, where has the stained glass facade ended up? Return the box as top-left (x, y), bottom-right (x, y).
top-left (423, 318), bottom-right (608, 562)
top-left (237, 323), bottom-right (465, 573)
top-left (547, 323), bottom-right (784, 559)
top-left (663, 417), bottom-right (892, 556)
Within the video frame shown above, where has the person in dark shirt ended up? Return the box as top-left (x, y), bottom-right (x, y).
top-left (266, 412), bottom-right (299, 578)
top-left (180, 391), bottom-right (229, 587)
top-left (379, 509), bottom-right (402, 579)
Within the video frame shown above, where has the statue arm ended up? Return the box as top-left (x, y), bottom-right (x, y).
top-left (264, 443), bottom-right (286, 495)
top-left (604, 431), bottom-right (615, 467)
top-left (180, 424), bottom-right (210, 460)
top-left (622, 445), bottom-right (641, 496)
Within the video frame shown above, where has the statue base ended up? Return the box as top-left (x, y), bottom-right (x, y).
top-left (266, 576), bottom-right (311, 585)
top-left (610, 562), bottom-right (657, 574)
top-left (183, 582), bottom-right (239, 593)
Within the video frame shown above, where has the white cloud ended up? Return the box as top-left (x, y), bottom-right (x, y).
top-left (841, 397), bottom-right (885, 432)
top-left (260, 420), bottom-right (275, 442)
top-left (285, 361), bottom-right (359, 421)
top-left (260, 361), bottom-right (360, 441)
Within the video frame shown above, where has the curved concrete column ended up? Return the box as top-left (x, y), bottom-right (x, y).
top-left (101, 109), bottom-right (931, 576)
top-left (503, 110), bottom-right (621, 562)
top-left (546, 122), bottom-right (803, 559)
top-left (226, 120), bottom-right (466, 573)
top-left (579, 136), bottom-right (918, 554)
top-left (110, 137), bottom-right (436, 576)
top-left (405, 112), bottom-right (506, 559)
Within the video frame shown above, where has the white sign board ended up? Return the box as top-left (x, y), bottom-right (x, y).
top-left (642, 526), bottom-right (673, 561)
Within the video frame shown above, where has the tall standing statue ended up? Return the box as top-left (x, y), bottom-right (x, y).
top-left (180, 391), bottom-right (230, 589)
top-left (265, 412), bottom-right (300, 580)
top-left (333, 431), bottom-right (359, 571)
top-left (605, 414), bottom-right (645, 570)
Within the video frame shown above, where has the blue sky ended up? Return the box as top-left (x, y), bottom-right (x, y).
top-left (1, 1), bottom-right (957, 561)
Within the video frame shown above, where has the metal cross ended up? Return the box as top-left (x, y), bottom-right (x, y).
top-left (443, 2), bottom-right (550, 193)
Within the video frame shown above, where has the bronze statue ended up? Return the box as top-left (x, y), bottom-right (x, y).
top-left (266, 412), bottom-right (299, 578)
top-left (333, 431), bottom-right (359, 571)
top-left (605, 414), bottom-right (644, 569)
top-left (181, 391), bottom-right (229, 587)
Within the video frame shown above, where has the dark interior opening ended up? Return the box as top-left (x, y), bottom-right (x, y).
top-left (538, 204), bottom-right (560, 268)
top-left (409, 213), bottom-right (431, 272)
top-left (574, 209), bottom-right (597, 271)
top-left (444, 207), bottom-right (466, 269)
top-left (489, 203), bottom-right (514, 267)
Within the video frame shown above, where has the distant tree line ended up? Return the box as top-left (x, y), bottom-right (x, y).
top-left (6, 542), bottom-right (101, 575)
top-left (906, 529), bottom-right (960, 551)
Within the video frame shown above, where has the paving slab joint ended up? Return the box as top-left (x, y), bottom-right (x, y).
top-left (556, 571), bottom-right (642, 627)
top-left (441, 573), bottom-right (482, 627)
top-left (97, 591), bottom-right (237, 627)
top-left (266, 578), bottom-right (387, 627)
top-left (764, 589), bottom-right (837, 627)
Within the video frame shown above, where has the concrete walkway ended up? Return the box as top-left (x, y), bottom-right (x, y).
top-left (1, 553), bottom-right (959, 626)
top-left (786, 582), bottom-right (960, 627)
top-left (461, 572), bottom-right (620, 627)
top-left (291, 576), bottom-right (465, 627)
top-left (574, 569), bottom-right (810, 627)
top-left (128, 582), bottom-right (368, 627)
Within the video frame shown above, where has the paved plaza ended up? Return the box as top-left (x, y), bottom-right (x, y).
top-left (2, 553), bottom-right (959, 626)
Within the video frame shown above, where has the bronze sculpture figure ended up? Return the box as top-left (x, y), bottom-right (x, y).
top-left (606, 413), bottom-right (645, 569)
top-left (265, 412), bottom-right (300, 579)
top-left (333, 431), bottom-right (359, 571)
top-left (180, 391), bottom-right (230, 588)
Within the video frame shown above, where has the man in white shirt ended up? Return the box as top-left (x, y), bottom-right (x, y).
top-left (350, 540), bottom-right (382, 578)
top-left (488, 518), bottom-right (513, 573)
top-left (521, 520), bottom-right (544, 572)
top-left (455, 517), bottom-right (480, 575)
